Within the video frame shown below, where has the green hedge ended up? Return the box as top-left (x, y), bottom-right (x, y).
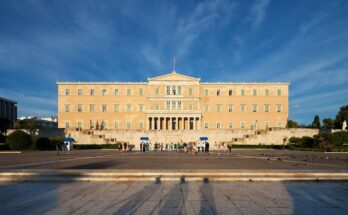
top-left (288, 131), bottom-right (348, 151)
top-left (227, 144), bottom-right (283, 149)
top-left (35, 137), bottom-right (56, 150)
top-left (6, 130), bottom-right (33, 150)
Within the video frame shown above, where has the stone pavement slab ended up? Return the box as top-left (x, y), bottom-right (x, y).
top-left (1, 181), bottom-right (348, 215)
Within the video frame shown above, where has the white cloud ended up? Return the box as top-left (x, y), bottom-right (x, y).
top-left (176, 0), bottom-right (236, 57)
top-left (247, 0), bottom-right (271, 28)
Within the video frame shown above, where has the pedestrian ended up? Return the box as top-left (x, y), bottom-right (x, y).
top-left (124, 142), bottom-right (127, 151)
top-left (205, 142), bottom-right (209, 153)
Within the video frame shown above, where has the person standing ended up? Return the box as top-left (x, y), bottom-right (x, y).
top-left (205, 142), bottom-right (210, 153)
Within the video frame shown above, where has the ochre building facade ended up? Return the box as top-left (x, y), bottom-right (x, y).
top-left (57, 72), bottom-right (289, 131)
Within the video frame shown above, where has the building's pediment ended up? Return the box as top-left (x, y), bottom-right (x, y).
top-left (148, 71), bottom-right (200, 82)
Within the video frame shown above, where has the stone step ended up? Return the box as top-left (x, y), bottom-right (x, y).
top-left (1, 170), bottom-right (348, 182)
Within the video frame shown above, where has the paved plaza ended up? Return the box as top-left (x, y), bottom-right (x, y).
top-left (1, 181), bottom-right (348, 215)
top-left (1, 149), bottom-right (348, 214)
top-left (0, 149), bottom-right (348, 170)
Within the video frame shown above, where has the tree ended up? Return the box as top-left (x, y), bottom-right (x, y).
top-left (322, 118), bottom-right (334, 129)
top-left (335, 105), bottom-right (348, 129)
top-left (311, 115), bottom-right (321, 128)
top-left (6, 130), bottom-right (33, 150)
top-left (287, 120), bottom-right (298, 128)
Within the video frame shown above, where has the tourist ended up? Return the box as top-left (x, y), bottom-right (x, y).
top-left (205, 142), bottom-right (210, 153)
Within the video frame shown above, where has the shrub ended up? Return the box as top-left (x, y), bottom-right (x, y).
top-left (302, 136), bottom-right (315, 148)
top-left (288, 137), bottom-right (302, 145)
top-left (35, 137), bottom-right (55, 150)
top-left (6, 130), bottom-right (33, 150)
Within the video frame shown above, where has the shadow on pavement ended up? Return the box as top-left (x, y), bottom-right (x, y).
top-left (283, 182), bottom-right (348, 215)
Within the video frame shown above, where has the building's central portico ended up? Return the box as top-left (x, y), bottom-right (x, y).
top-left (147, 113), bottom-right (202, 130)
top-left (147, 71), bottom-right (202, 130)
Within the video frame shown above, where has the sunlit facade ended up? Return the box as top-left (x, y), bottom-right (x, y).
top-left (57, 72), bottom-right (289, 130)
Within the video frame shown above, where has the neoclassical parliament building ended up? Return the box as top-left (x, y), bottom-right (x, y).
top-left (57, 71), bottom-right (289, 133)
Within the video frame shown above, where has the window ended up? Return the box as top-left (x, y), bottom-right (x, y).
top-left (172, 101), bottom-right (176, 110)
top-left (264, 104), bottom-right (270, 112)
top-left (204, 121), bottom-right (208, 128)
top-left (65, 122), bottom-right (70, 128)
top-left (114, 89), bottom-right (119, 95)
top-left (229, 89), bottom-right (233, 96)
top-left (90, 89), bottom-right (94, 96)
top-left (172, 86), bottom-right (176, 95)
top-left (102, 89), bottom-right (107, 96)
top-left (178, 86), bottom-right (182, 95)
top-left (77, 122), bottom-right (82, 129)
top-left (65, 89), bottom-right (70, 96)
top-left (139, 121), bottom-right (144, 129)
top-left (217, 89), bottom-right (221, 96)
top-left (127, 89), bottom-right (131, 96)
top-left (240, 121), bottom-right (245, 129)
top-left (240, 89), bottom-right (245, 96)
top-left (189, 88), bottom-right (193, 96)
top-left (204, 104), bottom-right (209, 112)
top-left (276, 104), bottom-right (282, 112)
top-left (166, 86), bottom-right (170, 95)
top-left (166, 101), bottom-right (170, 110)
top-left (228, 104), bottom-right (233, 112)
top-left (189, 104), bottom-right (193, 110)
top-left (90, 121), bottom-right (95, 129)
top-left (65, 104), bottom-right (70, 112)
top-left (126, 121), bottom-right (131, 129)
top-left (240, 104), bottom-right (246, 112)
top-left (138, 104), bottom-right (144, 112)
top-left (228, 121), bottom-right (233, 129)
top-left (277, 121), bottom-right (282, 128)
top-left (78, 89), bottom-right (82, 96)
top-left (265, 89), bottom-right (269, 96)
top-left (265, 121), bottom-right (270, 129)
top-left (204, 89), bottom-right (209, 96)
top-left (178, 101), bottom-right (182, 110)
top-left (100, 121), bottom-right (106, 129)
top-left (216, 122), bottom-right (221, 128)
top-left (139, 88), bottom-right (144, 96)
top-left (155, 88), bottom-right (159, 96)
top-left (252, 120), bottom-right (257, 129)
top-left (127, 104), bottom-right (132, 112)
top-left (102, 104), bottom-right (107, 112)
top-left (216, 104), bottom-right (221, 112)
top-left (114, 121), bottom-right (119, 129)
top-left (252, 104), bottom-right (258, 112)
top-left (253, 89), bottom-right (257, 96)
top-left (89, 104), bottom-right (95, 112)
top-left (77, 104), bottom-right (83, 112)
top-left (155, 103), bottom-right (160, 110)
top-left (114, 104), bottom-right (120, 112)
top-left (277, 89), bottom-right (282, 96)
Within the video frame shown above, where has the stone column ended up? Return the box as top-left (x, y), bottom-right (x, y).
top-left (147, 118), bottom-right (150, 130)
top-left (197, 118), bottom-right (201, 130)
top-left (181, 117), bottom-right (184, 130)
top-left (169, 117), bottom-right (172, 130)
top-left (156, 117), bottom-right (160, 130)
top-left (151, 117), bottom-right (154, 130)
top-left (193, 117), bottom-right (196, 130)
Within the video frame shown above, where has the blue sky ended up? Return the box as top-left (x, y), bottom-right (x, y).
top-left (0, 0), bottom-right (347, 125)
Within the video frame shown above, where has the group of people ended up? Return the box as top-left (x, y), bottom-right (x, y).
top-left (139, 141), bottom-right (210, 154)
